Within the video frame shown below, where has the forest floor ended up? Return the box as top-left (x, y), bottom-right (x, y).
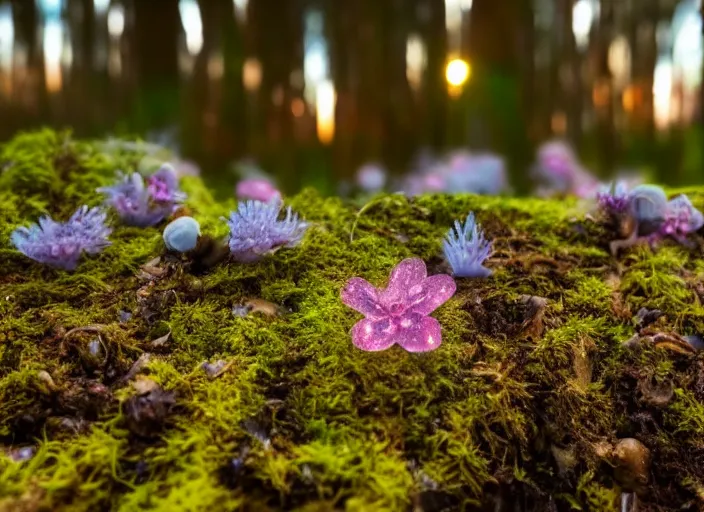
top-left (1, 130), bottom-right (704, 511)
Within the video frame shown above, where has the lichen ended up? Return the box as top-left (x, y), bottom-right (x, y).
top-left (1, 130), bottom-right (704, 510)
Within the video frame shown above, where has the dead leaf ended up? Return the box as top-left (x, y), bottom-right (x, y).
top-left (572, 336), bottom-right (596, 391)
top-left (120, 353), bottom-right (152, 383)
top-left (132, 376), bottom-right (159, 395)
top-left (244, 298), bottom-right (285, 317)
top-left (637, 378), bottom-right (674, 407)
top-left (150, 331), bottom-right (171, 348)
top-left (651, 332), bottom-right (696, 355)
top-left (138, 257), bottom-right (166, 280)
top-left (519, 295), bottom-right (548, 340)
top-left (200, 360), bottom-right (233, 379)
top-left (551, 444), bottom-right (577, 475)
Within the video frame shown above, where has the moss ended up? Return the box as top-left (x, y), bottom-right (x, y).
top-left (1, 130), bottom-right (704, 510)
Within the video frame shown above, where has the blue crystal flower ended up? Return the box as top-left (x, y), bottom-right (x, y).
top-left (658, 194), bottom-right (704, 243)
top-left (224, 200), bottom-right (308, 263)
top-left (10, 206), bottom-right (112, 270)
top-left (443, 212), bottom-right (493, 278)
top-left (97, 164), bottom-right (185, 227)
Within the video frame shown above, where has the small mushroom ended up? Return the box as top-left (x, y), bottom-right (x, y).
top-left (233, 298), bottom-right (286, 318)
top-left (613, 438), bottom-right (651, 491)
top-left (163, 216), bottom-right (201, 253)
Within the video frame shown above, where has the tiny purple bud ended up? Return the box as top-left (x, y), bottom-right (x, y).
top-left (235, 179), bottom-right (281, 203)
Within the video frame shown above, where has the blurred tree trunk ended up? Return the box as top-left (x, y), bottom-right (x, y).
top-left (468, 0), bottom-right (533, 191)
top-left (562, 0), bottom-right (583, 149)
top-left (249, 0), bottom-right (299, 189)
top-left (594, 0), bottom-right (616, 174)
top-left (64, 0), bottom-right (96, 134)
top-left (423, 0), bottom-right (447, 152)
top-left (10, 0), bottom-right (47, 123)
top-left (219, 2), bottom-right (246, 159)
top-left (639, 0), bottom-right (658, 162)
top-left (327, 0), bottom-right (356, 183)
top-left (132, 0), bottom-right (181, 130)
top-left (383, 0), bottom-right (416, 172)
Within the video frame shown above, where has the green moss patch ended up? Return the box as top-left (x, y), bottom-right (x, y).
top-left (1, 131), bottom-right (703, 510)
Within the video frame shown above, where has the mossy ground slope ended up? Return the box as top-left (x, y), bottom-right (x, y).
top-left (1, 130), bottom-right (704, 511)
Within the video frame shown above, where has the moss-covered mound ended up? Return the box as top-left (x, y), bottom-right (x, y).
top-left (1, 130), bottom-right (704, 511)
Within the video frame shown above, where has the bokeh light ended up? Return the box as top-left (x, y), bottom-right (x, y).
top-left (445, 58), bottom-right (470, 87)
top-left (315, 79), bottom-right (336, 145)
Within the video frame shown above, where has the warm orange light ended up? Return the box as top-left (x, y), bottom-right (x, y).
top-left (622, 87), bottom-right (636, 112)
top-left (315, 80), bottom-right (336, 144)
top-left (592, 82), bottom-right (610, 108)
top-left (551, 111), bottom-right (567, 134)
top-left (243, 58), bottom-right (262, 92)
top-left (291, 98), bottom-right (305, 117)
top-left (45, 62), bottom-right (62, 93)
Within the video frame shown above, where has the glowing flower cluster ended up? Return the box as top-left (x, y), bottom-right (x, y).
top-left (10, 206), bottom-right (112, 270)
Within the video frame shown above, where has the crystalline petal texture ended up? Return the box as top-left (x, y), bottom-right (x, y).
top-left (596, 181), bottom-right (630, 215)
top-left (10, 206), bottom-right (112, 270)
top-left (660, 194), bottom-right (704, 240)
top-left (341, 258), bottom-right (456, 353)
top-left (97, 166), bottom-right (185, 227)
top-left (442, 213), bottom-right (492, 278)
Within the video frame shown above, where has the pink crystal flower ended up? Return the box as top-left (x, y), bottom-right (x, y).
top-left (236, 178), bottom-right (281, 203)
top-left (341, 258), bottom-right (456, 353)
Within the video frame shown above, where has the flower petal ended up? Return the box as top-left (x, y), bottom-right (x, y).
top-left (341, 278), bottom-right (385, 318)
top-left (394, 315), bottom-right (442, 353)
top-left (350, 318), bottom-right (396, 352)
top-left (381, 258), bottom-right (427, 304)
top-left (407, 274), bottom-right (457, 315)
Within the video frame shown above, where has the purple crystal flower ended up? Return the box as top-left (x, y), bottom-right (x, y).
top-left (340, 258), bottom-right (456, 352)
top-left (147, 164), bottom-right (186, 203)
top-left (10, 206), bottom-right (112, 270)
top-left (659, 194), bottom-right (704, 243)
top-left (224, 199), bottom-right (308, 263)
top-left (97, 164), bottom-right (185, 227)
top-left (443, 213), bottom-right (493, 278)
top-left (596, 181), bottom-right (631, 215)
top-left (533, 141), bottom-right (599, 197)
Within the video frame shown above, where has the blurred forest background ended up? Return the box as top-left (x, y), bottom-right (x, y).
top-left (1, 0), bottom-right (703, 194)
